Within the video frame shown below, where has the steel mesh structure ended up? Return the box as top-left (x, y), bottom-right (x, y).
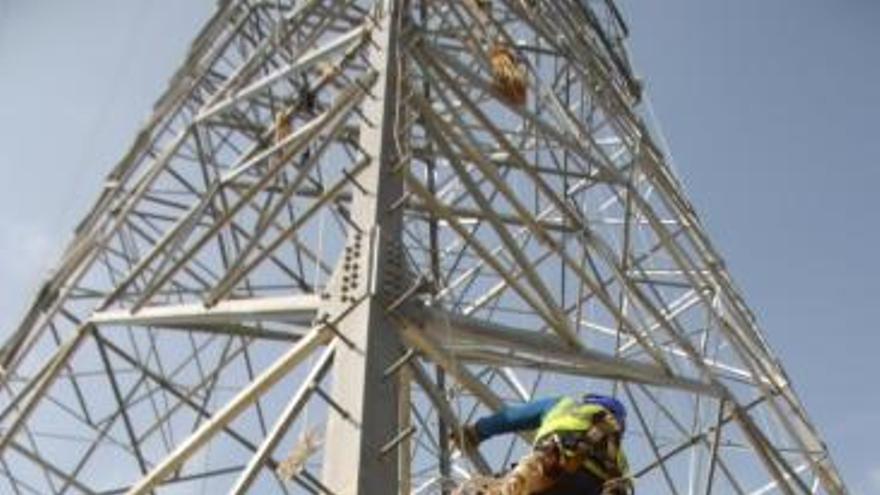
top-left (0, 0), bottom-right (847, 493)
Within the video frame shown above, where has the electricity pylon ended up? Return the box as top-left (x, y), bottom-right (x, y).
top-left (0, 1), bottom-right (847, 494)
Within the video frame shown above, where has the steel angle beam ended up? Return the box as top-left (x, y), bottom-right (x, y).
top-left (90, 294), bottom-right (320, 327)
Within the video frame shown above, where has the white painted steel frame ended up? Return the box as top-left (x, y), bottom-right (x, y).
top-left (0, 0), bottom-right (846, 494)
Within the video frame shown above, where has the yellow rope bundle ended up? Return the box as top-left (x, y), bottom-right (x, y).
top-left (316, 61), bottom-right (337, 79)
top-left (276, 429), bottom-right (322, 481)
top-left (489, 42), bottom-right (527, 107)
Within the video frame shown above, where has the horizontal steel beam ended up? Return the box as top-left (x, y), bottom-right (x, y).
top-left (90, 294), bottom-right (320, 327)
top-left (406, 305), bottom-right (722, 398)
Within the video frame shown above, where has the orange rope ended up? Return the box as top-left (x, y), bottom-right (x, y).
top-left (490, 42), bottom-right (527, 106)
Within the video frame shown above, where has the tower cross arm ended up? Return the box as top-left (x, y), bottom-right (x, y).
top-left (398, 304), bottom-right (723, 399)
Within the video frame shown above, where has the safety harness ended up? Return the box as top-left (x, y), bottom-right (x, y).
top-left (533, 397), bottom-right (630, 483)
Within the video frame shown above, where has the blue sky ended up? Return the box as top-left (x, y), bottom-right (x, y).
top-left (618, 1), bottom-right (880, 492)
top-left (1, 1), bottom-right (877, 492)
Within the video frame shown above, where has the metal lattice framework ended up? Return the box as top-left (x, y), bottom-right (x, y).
top-left (0, 1), bottom-right (847, 494)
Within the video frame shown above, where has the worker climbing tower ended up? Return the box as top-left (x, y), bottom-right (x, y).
top-left (0, 1), bottom-right (847, 493)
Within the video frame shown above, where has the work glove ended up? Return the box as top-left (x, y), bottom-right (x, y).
top-left (450, 423), bottom-right (482, 454)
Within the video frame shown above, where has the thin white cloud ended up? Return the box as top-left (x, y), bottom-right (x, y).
top-left (0, 221), bottom-right (59, 336)
top-left (870, 467), bottom-right (880, 489)
top-left (0, 222), bottom-right (55, 277)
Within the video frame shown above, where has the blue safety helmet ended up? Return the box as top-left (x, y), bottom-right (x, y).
top-left (582, 394), bottom-right (627, 433)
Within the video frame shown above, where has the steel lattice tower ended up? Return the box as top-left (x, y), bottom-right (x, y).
top-left (0, 1), bottom-right (847, 494)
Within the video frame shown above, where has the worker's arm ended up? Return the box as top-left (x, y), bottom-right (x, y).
top-left (473, 396), bottom-right (560, 442)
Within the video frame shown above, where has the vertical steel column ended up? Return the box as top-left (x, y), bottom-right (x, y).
top-left (320, 1), bottom-right (406, 493)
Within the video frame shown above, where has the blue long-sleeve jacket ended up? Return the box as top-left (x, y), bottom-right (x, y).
top-left (473, 396), bottom-right (561, 442)
top-left (473, 394), bottom-right (628, 442)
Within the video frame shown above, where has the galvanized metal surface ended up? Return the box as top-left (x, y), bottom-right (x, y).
top-left (0, 1), bottom-right (846, 494)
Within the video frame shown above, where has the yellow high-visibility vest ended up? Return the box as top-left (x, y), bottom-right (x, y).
top-left (533, 397), bottom-right (629, 481)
